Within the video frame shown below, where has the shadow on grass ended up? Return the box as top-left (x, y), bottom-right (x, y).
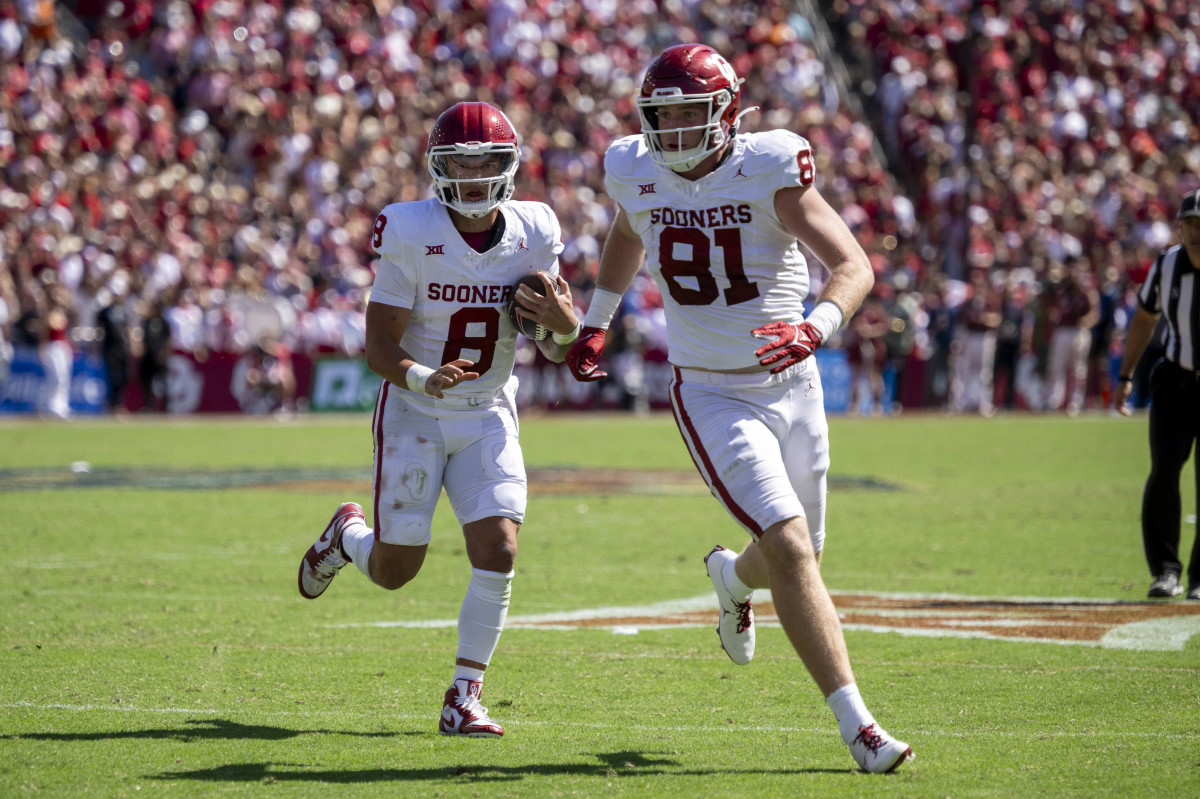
top-left (149, 751), bottom-right (846, 783)
top-left (11, 718), bottom-right (403, 742)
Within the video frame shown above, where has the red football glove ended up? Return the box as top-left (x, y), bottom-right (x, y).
top-left (752, 320), bottom-right (823, 374)
top-left (566, 326), bottom-right (608, 382)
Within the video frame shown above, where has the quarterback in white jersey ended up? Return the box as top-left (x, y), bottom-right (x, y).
top-left (369, 195), bottom-right (564, 398)
top-left (297, 102), bottom-right (580, 739)
top-left (567, 44), bottom-right (912, 773)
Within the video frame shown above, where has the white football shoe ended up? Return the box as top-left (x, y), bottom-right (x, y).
top-left (704, 545), bottom-right (755, 665)
top-left (848, 723), bottom-right (913, 773)
top-left (438, 678), bottom-right (504, 738)
top-left (297, 502), bottom-right (364, 599)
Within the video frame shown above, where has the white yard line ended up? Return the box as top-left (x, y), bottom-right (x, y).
top-left (329, 589), bottom-right (1200, 651)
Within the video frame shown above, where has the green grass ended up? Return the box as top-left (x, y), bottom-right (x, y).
top-left (1, 412), bottom-right (1197, 797)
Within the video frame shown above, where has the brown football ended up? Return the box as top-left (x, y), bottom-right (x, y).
top-left (507, 272), bottom-right (558, 340)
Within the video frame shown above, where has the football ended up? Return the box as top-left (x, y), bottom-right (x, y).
top-left (507, 272), bottom-right (558, 341)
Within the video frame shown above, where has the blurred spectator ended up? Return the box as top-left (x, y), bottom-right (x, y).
top-left (40, 284), bottom-right (73, 419)
top-left (95, 276), bottom-right (132, 412)
top-left (950, 268), bottom-right (1001, 416)
top-left (921, 276), bottom-right (956, 408)
top-left (845, 291), bottom-right (889, 416)
top-left (236, 335), bottom-right (296, 416)
top-left (992, 273), bottom-right (1030, 411)
top-left (880, 275), bottom-right (918, 412)
top-left (139, 297), bottom-right (171, 412)
top-left (1088, 263), bottom-right (1123, 410)
top-left (0, 267), bottom-right (14, 384)
top-left (1043, 257), bottom-right (1099, 414)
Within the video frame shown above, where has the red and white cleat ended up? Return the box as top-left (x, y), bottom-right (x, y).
top-left (848, 723), bottom-right (913, 773)
top-left (438, 678), bottom-right (504, 738)
top-left (704, 545), bottom-right (755, 665)
top-left (297, 502), bottom-right (364, 599)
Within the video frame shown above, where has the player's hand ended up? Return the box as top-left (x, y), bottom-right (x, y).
top-left (425, 359), bottom-right (480, 399)
top-left (515, 273), bottom-right (577, 336)
top-left (752, 320), bottom-right (823, 374)
top-left (566, 327), bottom-right (608, 382)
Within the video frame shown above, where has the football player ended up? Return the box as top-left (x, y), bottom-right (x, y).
top-left (566, 44), bottom-right (912, 772)
top-left (298, 101), bottom-right (581, 737)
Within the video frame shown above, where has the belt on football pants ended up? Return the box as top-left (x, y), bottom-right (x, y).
top-left (674, 359), bottom-right (810, 387)
top-left (428, 392), bottom-right (502, 407)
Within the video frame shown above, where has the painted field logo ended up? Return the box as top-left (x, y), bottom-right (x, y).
top-left (338, 591), bottom-right (1200, 652)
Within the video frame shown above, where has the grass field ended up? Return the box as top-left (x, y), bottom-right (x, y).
top-left (1, 411), bottom-right (1197, 798)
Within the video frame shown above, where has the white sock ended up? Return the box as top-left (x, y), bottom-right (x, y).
top-left (456, 568), bottom-right (514, 667)
top-left (826, 683), bottom-right (876, 744)
top-left (454, 666), bottom-right (485, 683)
top-left (723, 557), bottom-right (754, 601)
top-left (340, 523), bottom-right (375, 579)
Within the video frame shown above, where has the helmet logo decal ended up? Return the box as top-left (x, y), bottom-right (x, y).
top-left (714, 55), bottom-right (737, 85)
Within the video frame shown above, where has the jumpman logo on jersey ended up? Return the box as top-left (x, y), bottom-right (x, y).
top-left (517, 238), bottom-right (529, 251)
top-left (426, 245), bottom-right (445, 255)
top-left (805, 380), bottom-right (816, 396)
top-left (734, 164), bottom-right (748, 179)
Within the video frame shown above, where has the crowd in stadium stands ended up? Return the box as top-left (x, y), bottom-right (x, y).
top-left (825, 0), bottom-right (1200, 413)
top-left (0, 0), bottom-right (1197, 416)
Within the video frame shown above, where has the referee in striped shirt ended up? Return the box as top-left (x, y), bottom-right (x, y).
top-left (1116, 188), bottom-right (1200, 600)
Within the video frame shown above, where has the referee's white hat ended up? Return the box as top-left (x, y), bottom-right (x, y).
top-left (1179, 188), bottom-right (1200, 220)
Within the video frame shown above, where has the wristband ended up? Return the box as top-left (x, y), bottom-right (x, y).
top-left (405, 363), bottom-right (435, 394)
top-left (582, 287), bottom-right (624, 331)
top-left (552, 322), bottom-right (583, 345)
top-left (805, 300), bottom-right (845, 342)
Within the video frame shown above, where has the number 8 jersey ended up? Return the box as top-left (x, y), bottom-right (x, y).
top-left (369, 197), bottom-right (564, 399)
top-left (604, 130), bottom-right (817, 371)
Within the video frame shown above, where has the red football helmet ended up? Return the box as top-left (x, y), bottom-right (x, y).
top-left (426, 102), bottom-right (520, 218)
top-left (637, 44), bottom-right (746, 172)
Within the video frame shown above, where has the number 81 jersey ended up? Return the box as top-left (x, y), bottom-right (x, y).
top-left (369, 197), bottom-right (564, 398)
top-left (604, 130), bottom-right (817, 371)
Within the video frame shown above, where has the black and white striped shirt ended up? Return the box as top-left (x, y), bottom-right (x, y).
top-left (1138, 244), bottom-right (1200, 371)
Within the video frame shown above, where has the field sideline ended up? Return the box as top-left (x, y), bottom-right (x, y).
top-left (1, 412), bottom-right (1197, 797)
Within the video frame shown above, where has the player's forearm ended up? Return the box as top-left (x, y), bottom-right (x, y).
top-left (594, 240), bottom-right (644, 297)
top-left (593, 206), bottom-right (645, 296)
top-left (537, 337), bottom-right (571, 363)
top-left (580, 215), bottom-right (644, 332)
top-left (532, 315), bottom-right (583, 363)
top-left (365, 335), bottom-right (424, 388)
top-left (813, 254), bottom-right (874, 321)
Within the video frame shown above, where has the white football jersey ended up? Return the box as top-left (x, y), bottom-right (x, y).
top-left (605, 130), bottom-right (817, 370)
top-left (369, 197), bottom-right (563, 398)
